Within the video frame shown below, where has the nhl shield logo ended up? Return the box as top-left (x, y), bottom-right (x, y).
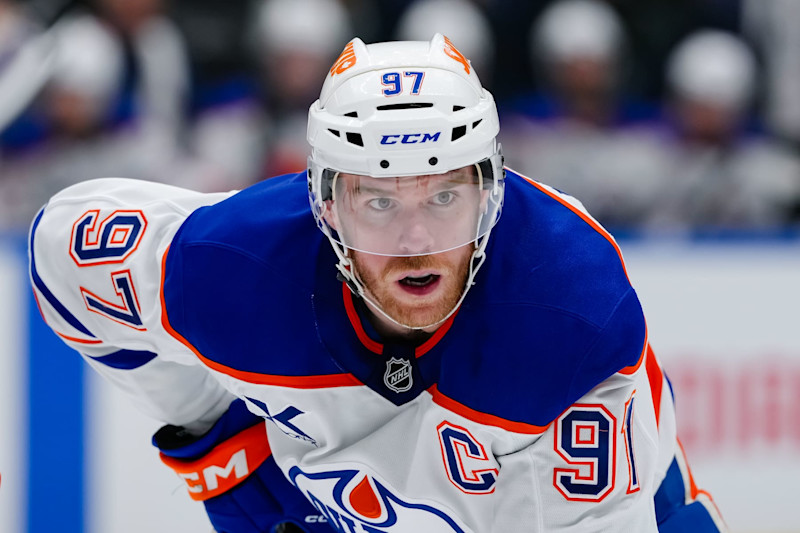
top-left (384, 357), bottom-right (413, 393)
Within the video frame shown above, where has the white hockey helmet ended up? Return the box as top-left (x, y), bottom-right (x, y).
top-left (307, 33), bottom-right (504, 258)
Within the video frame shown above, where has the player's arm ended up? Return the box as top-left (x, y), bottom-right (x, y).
top-left (28, 177), bottom-right (236, 431)
top-left (30, 178), bottom-right (329, 531)
top-left (153, 398), bottom-right (329, 533)
top-left (647, 350), bottom-right (728, 533)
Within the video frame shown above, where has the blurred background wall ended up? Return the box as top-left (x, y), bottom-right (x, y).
top-left (0, 0), bottom-right (798, 531)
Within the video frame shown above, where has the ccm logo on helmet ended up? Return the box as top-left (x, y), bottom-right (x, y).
top-left (380, 132), bottom-right (441, 145)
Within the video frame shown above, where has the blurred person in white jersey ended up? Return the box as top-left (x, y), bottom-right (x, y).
top-left (92, 0), bottom-right (191, 173)
top-left (645, 29), bottom-right (800, 231)
top-left (29, 34), bottom-right (726, 532)
top-left (395, 0), bottom-right (494, 82)
top-left (742, 0), bottom-right (800, 147)
top-left (248, 0), bottom-right (353, 179)
top-left (91, 0), bottom-right (248, 193)
top-left (499, 0), bottom-right (669, 229)
top-left (0, 13), bottom-right (131, 230)
top-left (186, 0), bottom-right (353, 190)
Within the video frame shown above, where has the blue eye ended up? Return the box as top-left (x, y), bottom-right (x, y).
top-left (431, 191), bottom-right (456, 206)
top-left (368, 197), bottom-right (394, 210)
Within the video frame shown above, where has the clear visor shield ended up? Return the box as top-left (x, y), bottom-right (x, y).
top-left (312, 157), bottom-right (504, 257)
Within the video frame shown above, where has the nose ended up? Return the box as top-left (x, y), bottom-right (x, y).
top-left (396, 210), bottom-right (436, 255)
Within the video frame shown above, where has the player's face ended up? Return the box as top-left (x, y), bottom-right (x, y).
top-left (324, 166), bottom-right (483, 329)
top-left (350, 244), bottom-right (473, 330)
top-left (328, 166), bottom-right (484, 256)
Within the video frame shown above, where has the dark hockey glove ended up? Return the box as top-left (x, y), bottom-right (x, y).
top-left (153, 399), bottom-right (331, 533)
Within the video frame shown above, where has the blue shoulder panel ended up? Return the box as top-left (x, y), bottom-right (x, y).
top-left (162, 171), bottom-right (345, 378)
top-left (434, 170), bottom-right (646, 427)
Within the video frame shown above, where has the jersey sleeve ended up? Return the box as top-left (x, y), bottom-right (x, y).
top-left (29, 178), bottom-right (237, 432)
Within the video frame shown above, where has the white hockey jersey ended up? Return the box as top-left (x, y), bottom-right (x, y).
top-left (29, 171), bottom-right (725, 532)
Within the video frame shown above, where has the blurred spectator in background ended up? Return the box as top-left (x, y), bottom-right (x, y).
top-left (742, 0), bottom-right (800, 148)
top-left (505, 0), bottom-right (657, 126)
top-left (44, 15), bottom-right (122, 140)
top-left (0, 13), bottom-right (133, 229)
top-left (0, 0), bottom-right (49, 151)
top-left (248, 0), bottom-right (353, 179)
top-left (96, 0), bottom-right (270, 192)
top-left (645, 29), bottom-right (800, 231)
top-left (253, 0), bottom-right (352, 116)
top-left (395, 0), bottom-right (494, 84)
top-left (1, 0), bottom-right (798, 232)
top-left (92, 0), bottom-right (191, 178)
top-left (0, 0), bottom-right (36, 60)
top-left (499, 0), bottom-right (668, 228)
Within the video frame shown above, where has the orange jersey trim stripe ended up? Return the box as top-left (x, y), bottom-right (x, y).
top-left (429, 384), bottom-right (550, 435)
top-left (676, 437), bottom-right (700, 499)
top-left (160, 246), bottom-right (361, 389)
top-left (32, 289), bottom-right (103, 345)
top-left (341, 282), bottom-right (458, 358)
top-left (645, 345), bottom-right (664, 428)
top-left (342, 283), bottom-right (383, 354)
top-left (55, 331), bottom-right (104, 345)
top-left (675, 437), bottom-right (728, 529)
top-left (618, 328), bottom-right (648, 376)
top-left (415, 309), bottom-right (457, 357)
top-left (517, 172), bottom-right (631, 283)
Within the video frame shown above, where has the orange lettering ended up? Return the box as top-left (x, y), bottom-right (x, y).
top-left (443, 36), bottom-right (470, 74)
top-left (330, 42), bottom-right (357, 76)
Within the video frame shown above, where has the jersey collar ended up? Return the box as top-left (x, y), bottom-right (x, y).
top-left (341, 282), bottom-right (457, 357)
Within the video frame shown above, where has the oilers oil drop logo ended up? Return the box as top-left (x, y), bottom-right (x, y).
top-left (289, 466), bottom-right (469, 532)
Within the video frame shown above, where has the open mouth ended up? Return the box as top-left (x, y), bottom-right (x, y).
top-left (397, 274), bottom-right (441, 295)
top-left (399, 274), bottom-right (439, 287)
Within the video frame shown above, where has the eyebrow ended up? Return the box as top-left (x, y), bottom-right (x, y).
top-left (346, 184), bottom-right (393, 197)
top-left (349, 178), bottom-right (471, 196)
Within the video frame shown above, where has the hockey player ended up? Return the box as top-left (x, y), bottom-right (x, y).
top-left (29, 35), bottom-right (725, 532)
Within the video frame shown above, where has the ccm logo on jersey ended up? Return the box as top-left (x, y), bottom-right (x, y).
top-left (159, 423), bottom-right (271, 501)
top-left (289, 466), bottom-right (469, 532)
top-left (380, 132), bottom-right (441, 145)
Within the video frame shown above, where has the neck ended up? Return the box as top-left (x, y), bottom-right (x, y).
top-left (360, 296), bottom-right (437, 344)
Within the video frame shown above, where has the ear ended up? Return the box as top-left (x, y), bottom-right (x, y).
top-left (322, 200), bottom-right (338, 231)
top-left (479, 189), bottom-right (490, 214)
